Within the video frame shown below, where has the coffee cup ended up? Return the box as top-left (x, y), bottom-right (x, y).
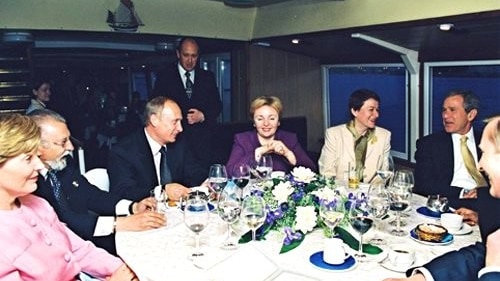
top-left (440, 213), bottom-right (463, 232)
top-left (388, 244), bottom-right (415, 267)
top-left (323, 238), bottom-right (349, 265)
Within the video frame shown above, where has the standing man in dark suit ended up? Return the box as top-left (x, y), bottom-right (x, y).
top-left (153, 37), bottom-right (222, 170)
top-left (108, 96), bottom-right (206, 203)
top-left (414, 90), bottom-right (488, 208)
top-left (29, 109), bottom-right (166, 255)
top-left (383, 115), bottom-right (500, 281)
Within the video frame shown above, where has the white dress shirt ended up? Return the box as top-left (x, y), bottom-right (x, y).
top-left (450, 127), bottom-right (480, 195)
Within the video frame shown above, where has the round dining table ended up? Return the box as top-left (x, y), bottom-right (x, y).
top-left (116, 192), bottom-right (481, 281)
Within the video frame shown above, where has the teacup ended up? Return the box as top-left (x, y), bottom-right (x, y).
top-left (323, 238), bottom-right (349, 265)
top-left (426, 195), bottom-right (449, 213)
top-left (388, 244), bottom-right (415, 267)
top-left (440, 213), bottom-right (463, 232)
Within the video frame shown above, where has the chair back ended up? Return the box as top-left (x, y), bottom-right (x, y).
top-left (83, 168), bottom-right (110, 192)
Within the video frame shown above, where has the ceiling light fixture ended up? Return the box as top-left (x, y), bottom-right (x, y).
top-left (439, 23), bottom-right (454, 31)
top-left (291, 39), bottom-right (300, 44)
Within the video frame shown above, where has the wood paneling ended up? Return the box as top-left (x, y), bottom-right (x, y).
top-left (246, 45), bottom-right (323, 152)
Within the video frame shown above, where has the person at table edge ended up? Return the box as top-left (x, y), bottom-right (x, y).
top-left (383, 115), bottom-right (500, 281)
top-left (318, 88), bottom-right (391, 182)
top-left (29, 109), bottom-right (165, 256)
top-left (414, 90), bottom-right (488, 208)
top-left (0, 113), bottom-right (137, 281)
top-left (225, 95), bottom-right (316, 176)
top-left (108, 96), bottom-right (206, 202)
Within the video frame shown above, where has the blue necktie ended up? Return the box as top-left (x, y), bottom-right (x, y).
top-left (159, 146), bottom-right (172, 185)
top-left (47, 170), bottom-right (69, 211)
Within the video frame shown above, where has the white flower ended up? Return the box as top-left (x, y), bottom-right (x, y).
top-left (294, 206), bottom-right (317, 233)
top-left (311, 187), bottom-right (338, 202)
top-left (291, 166), bottom-right (316, 183)
top-left (272, 181), bottom-right (294, 204)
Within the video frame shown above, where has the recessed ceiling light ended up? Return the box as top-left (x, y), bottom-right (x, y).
top-left (291, 38), bottom-right (300, 44)
top-left (439, 23), bottom-right (454, 31)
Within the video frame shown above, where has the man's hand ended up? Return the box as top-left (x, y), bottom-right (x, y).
top-left (132, 197), bottom-right (156, 214)
top-left (186, 108), bottom-right (205, 124)
top-left (485, 229), bottom-right (500, 267)
top-left (106, 264), bottom-right (137, 281)
top-left (382, 274), bottom-right (426, 281)
top-left (164, 183), bottom-right (190, 201)
top-left (115, 212), bottom-right (166, 231)
top-left (462, 188), bottom-right (477, 199)
top-left (455, 207), bottom-right (478, 226)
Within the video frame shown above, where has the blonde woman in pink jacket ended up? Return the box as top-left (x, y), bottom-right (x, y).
top-left (0, 113), bottom-right (137, 281)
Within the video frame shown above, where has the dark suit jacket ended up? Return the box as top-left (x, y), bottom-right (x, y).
top-left (153, 63), bottom-right (222, 169)
top-left (107, 129), bottom-right (206, 202)
top-left (414, 130), bottom-right (485, 208)
top-left (34, 156), bottom-right (120, 255)
top-left (225, 130), bottom-right (317, 176)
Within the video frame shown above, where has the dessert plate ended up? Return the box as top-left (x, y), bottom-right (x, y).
top-left (409, 228), bottom-right (454, 246)
top-left (309, 251), bottom-right (357, 272)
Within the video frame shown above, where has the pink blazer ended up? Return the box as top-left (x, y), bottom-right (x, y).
top-left (0, 195), bottom-right (122, 280)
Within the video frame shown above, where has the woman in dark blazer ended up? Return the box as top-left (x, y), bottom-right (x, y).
top-left (226, 96), bottom-right (316, 176)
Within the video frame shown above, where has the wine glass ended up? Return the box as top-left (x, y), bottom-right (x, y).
top-left (217, 187), bottom-right (242, 250)
top-left (348, 193), bottom-right (374, 262)
top-left (388, 177), bottom-right (412, 236)
top-left (255, 154), bottom-right (273, 181)
top-left (394, 169), bottom-right (414, 219)
top-left (376, 154), bottom-right (394, 186)
top-left (366, 183), bottom-right (390, 245)
top-left (208, 164), bottom-right (228, 199)
top-left (319, 196), bottom-right (345, 238)
top-left (232, 164), bottom-right (251, 195)
top-left (184, 196), bottom-right (210, 259)
top-left (240, 195), bottom-right (266, 241)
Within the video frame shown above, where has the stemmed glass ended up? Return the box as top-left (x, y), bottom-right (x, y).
top-left (255, 154), bottom-right (273, 181)
top-left (376, 154), bottom-right (394, 186)
top-left (348, 193), bottom-right (374, 262)
top-left (184, 196), bottom-right (210, 259)
top-left (217, 187), bottom-right (242, 250)
top-left (388, 175), bottom-right (412, 236)
top-left (319, 196), bottom-right (345, 238)
top-left (240, 195), bottom-right (266, 241)
top-left (208, 164), bottom-right (228, 200)
top-left (394, 169), bottom-right (414, 219)
top-left (232, 164), bottom-right (251, 198)
top-left (366, 183), bottom-right (390, 245)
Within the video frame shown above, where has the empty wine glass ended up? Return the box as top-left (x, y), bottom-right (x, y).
top-left (184, 196), bottom-right (210, 259)
top-left (376, 154), bottom-right (394, 186)
top-left (208, 164), bottom-right (228, 199)
top-left (217, 187), bottom-right (242, 250)
top-left (366, 183), bottom-right (390, 245)
top-left (255, 154), bottom-right (273, 181)
top-left (319, 195), bottom-right (345, 238)
top-left (240, 195), bottom-right (266, 241)
top-left (388, 177), bottom-right (412, 236)
top-left (348, 193), bottom-right (374, 262)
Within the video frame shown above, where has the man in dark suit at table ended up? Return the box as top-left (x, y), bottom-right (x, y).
top-left (414, 90), bottom-right (488, 208)
top-left (153, 37), bottom-right (222, 171)
top-left (383, 115), bottom-right (500, 281)
top-left (108, 96), bottom-right (206, 203)
top-left (29, 109), bottom-right (165, 256)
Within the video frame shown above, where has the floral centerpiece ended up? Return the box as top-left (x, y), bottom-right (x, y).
top-left (240, 166), bottom-right (352, 253)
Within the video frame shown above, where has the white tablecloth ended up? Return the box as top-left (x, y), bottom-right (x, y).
top-left (116, 194), bottom-right (481, 281)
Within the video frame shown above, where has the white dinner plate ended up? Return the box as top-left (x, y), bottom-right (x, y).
top-left (409, 228), bottom-right (454, 246)
top-left (444, 223), bottom-right (473, 235)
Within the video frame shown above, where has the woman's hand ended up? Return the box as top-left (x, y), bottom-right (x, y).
top-left (455, 207), bottom-right (478, 226)
top-left (106, 264), bottom-right (138, 281)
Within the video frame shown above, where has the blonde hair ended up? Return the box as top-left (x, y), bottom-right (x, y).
top-left (484, 115), bottom-right (500, 153)
top-left (0, 113), bottom-right (40, 165)
top-left (249, 96), bottom-right (283, 119)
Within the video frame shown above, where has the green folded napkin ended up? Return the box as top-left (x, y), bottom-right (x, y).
top-left (335, 227), bottom-right (383, 255)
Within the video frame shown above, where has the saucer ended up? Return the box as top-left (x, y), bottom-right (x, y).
top-left (409, 228), bottom-right (454, 246)
top-left (416, 206), bottom-right (444, 219)
top-left (380, 259), bottom-right (414, 273)
top-left (444, 223), bottom-right (473, 235)
top-left (309, 251), bottom-right (357, 272)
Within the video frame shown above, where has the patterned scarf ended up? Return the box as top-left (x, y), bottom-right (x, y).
top-left (346, 120), bottom-right (375, 176)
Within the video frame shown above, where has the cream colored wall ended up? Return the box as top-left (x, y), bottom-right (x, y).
top-left (1, 0), bottom-right (499, 40)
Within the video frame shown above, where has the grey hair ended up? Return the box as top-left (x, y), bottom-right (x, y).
top-left (27, 109), bottom-right (67, 124)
